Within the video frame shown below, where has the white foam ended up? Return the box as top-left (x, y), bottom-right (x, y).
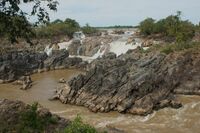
top-left (58, 40), bottom-right (73, 50)
top-left (96, 116), bottom-right (126, 128)
top-left (44, 45), bottom-right (53, 56)
top-left (109, 36), bottom-right (141, 56)
top-left (92, 44), bottom-right (106, 59)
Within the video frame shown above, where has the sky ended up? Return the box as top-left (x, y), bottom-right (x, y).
top-left (23, 0), bottom-right (200, 26)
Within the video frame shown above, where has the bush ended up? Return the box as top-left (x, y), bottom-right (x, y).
top-left (63, 115), bottom-right (98, 133)
top-left (82, 24), bottom-right (99, 35)
top-left (17, 102), bottom-right (57, 133)
top-left (139, 18), bottom-right (155, 35)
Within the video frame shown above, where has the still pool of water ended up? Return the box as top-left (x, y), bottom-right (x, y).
top-left (0, 69), bottom-right (200, 133)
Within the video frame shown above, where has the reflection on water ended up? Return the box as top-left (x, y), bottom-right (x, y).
top-left (0, 69), bottom-right (200, 133)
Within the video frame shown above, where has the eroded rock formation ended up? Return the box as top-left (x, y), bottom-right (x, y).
top-left (54, 49), bottom-right (200, 115)
top-left (0, 49), bottom-right (86, 84)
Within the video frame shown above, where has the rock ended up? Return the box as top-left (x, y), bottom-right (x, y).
top-left (112, 30), bottom-right (125, 35)
top-left (54, 49), bottom-right (200, 115)
top-left (126, 37), bottom-right (135, 44)
top-left (0, 51), bottom-right (48, 83)
top-left (102, 52), bottom-right (117, 59)
top-left (0, 99), bottom-right (69, 132)
top-left (13, 76), bottom-right (33, 90)
top-left (0, 50), bottom-right (85, 87)
top-left (142, 39), bottom-right (154, 47)
top-left (68, 40), bottom-right (82, 55)
top-left (44, 49), bottom-right (69, 68)
top-left (59, 78), bottom-right (66, 83)
top-left (67, 35), bottom-right (118, 57)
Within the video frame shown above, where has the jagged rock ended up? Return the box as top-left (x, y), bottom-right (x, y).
top-left (0, 51), bottom-right (47, 82)
top-left (54, 49), bottom-right (200, 115)
top-left (15, 76), bottom-right (32, 90)
top-left (102, 52), bottom-right (117, 59)
top-left (72, 35), bottom-right (118, 56)
top-left (44, 49), bottom-right (69, 69)
top-left (0, 50), bottom-right (85, 87)
top-left (68, 40), bottom-right (82, 55)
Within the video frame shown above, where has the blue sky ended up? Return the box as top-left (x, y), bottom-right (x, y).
top-left (24, 0), bottom-right (200, 26)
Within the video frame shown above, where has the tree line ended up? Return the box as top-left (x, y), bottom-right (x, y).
top-left (139, 11), bottom-right (199, 42)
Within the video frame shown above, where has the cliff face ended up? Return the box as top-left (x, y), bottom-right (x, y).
top-left (54, 48), bottom-right (200, 115)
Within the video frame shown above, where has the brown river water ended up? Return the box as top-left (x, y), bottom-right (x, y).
top-left (0, 69), bottom-right (200, 133)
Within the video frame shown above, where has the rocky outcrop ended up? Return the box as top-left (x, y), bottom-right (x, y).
top-left (0, 49), bottom-right (86, 85)
top-left (67, 35), bottom-right (119, 57)
top-left (13, 76), bottom-right (32, 90)
top-left (0, 99), bottom-right (69, 133)
top-left (53, 49), bottom-right (200, 115)
top-left (112, 30), bottom-right (125, 35)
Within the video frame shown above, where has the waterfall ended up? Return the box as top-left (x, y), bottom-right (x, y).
top-left (77, 47), bottom-right (82, 55)
top-left (92, 42), bottom-right (106, 59)
top-left (109, 31), bottom-right (142, 56)
top-left (44, 45), bottom-right (53, 56)
top-left (58, 40), bottom-right (73, 50)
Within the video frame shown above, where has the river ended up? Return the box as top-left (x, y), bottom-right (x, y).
top-left (0, 69), bottom-right (200, 133)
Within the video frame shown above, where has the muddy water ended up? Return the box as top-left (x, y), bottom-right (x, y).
top-left (0, 70), bottom-right (200, 133)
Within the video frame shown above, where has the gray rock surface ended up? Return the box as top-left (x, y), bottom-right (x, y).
top-left (54, 49), bottom-right (200, 115)
top-left (0, 49), bottom-right (86, 84)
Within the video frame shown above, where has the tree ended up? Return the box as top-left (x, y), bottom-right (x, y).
top-left (51, 19), bottom-right (63, 24)
top-left (64, 18), bottom-right (80, 28)
top-left (139, 18), bottom-right (155, 35)
top-left (0, 0), bottom-right (58, 43)
top-left (164, 11), bottom-right (182, 37)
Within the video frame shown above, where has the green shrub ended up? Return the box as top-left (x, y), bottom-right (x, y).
top-left (82, 24), bottom-right (99, 35)
top-left (17, 102), bottom-right (57, 133)
top-left (161, 45), bottom-right (174, 54)
top-left (63, 115), bottom-right (98, 133)
top-left (139, 18), bottom-right (155, 36)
